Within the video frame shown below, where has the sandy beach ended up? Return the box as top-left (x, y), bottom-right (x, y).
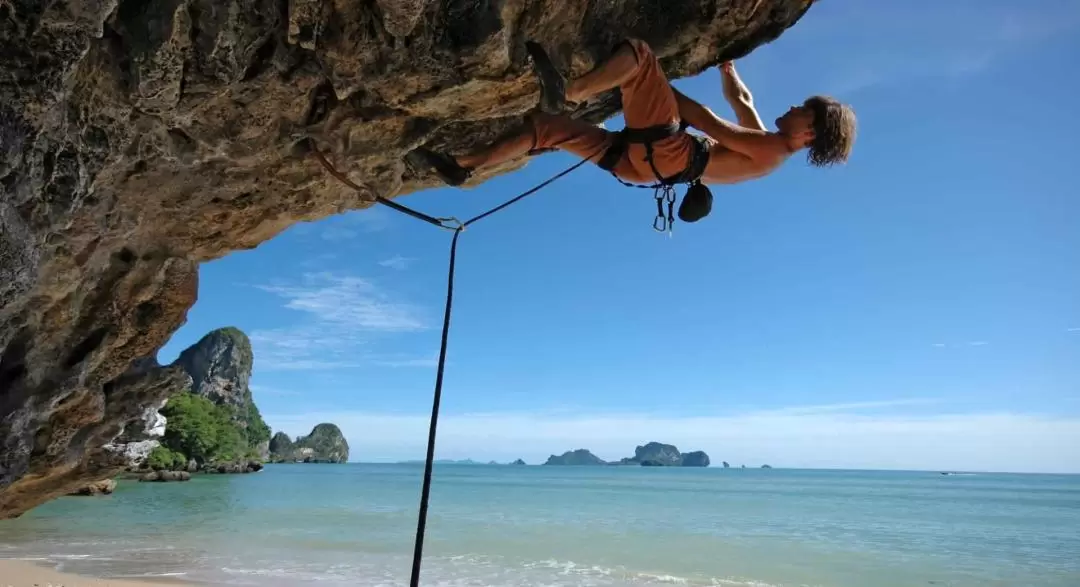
top-left (0, 560), bottom-right (187, 587)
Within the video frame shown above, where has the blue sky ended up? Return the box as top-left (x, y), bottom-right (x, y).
top-left (158, 0), bottom-right (1080, 473)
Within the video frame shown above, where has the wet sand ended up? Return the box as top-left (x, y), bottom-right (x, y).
top-left (0, 560), bottom-right (191, 587)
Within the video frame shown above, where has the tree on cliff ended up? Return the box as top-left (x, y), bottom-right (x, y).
top-left (157, 393), bottom-right (256, 465)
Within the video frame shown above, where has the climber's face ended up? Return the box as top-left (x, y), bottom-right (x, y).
top-left (775, 101), bottom-right (816, 147)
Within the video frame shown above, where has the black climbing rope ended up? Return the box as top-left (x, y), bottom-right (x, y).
top-left (310, 142), bottom-right (603, 587)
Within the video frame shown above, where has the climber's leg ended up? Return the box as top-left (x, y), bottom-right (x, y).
top-left (525, 112), bottom-right (615, 163)
top-left (456, 113), bottom-right (614, 169)
top-left (605, 39), bottom-right (681, 130)
top-left (564, 41), bottom-right (643, 105)
top-left (406, 113), bottom-right (638, 187)
top-left (405, 123), bottom-right (542, 186)
top-left (454, 124), bottom-right (538, 170)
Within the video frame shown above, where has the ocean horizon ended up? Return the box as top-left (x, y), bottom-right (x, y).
top-left (362, 461), bottom-right (1080, 474)
top-left (2, 464), bottom-right (1078, 586)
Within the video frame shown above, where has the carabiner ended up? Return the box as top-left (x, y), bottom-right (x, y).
top-left (437, 217), bottom-right (466, 232)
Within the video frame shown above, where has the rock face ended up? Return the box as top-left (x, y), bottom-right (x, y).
top-left (173, 327), bottom-right (271, 460)
top-left (139, 470), bottom-right (191, 482)
top-left (269, 424), bottom-right (349, 463)
top-left (621, 442), bottom-right (684, 466)
top-left (101, 399), bottom-right (169, 468)
top-left (202, 461), bottom-right (263, 474)
top-left (681, 451), bottom-right (711, 468)
top-left (544, 449), bottom-right (606, 466)
top-left (0, 0), bottom-right (815, 518)
top-left (175, 328), bottom-right (252, 410)
top-left (268, 431), bottom-right (294, 456)
top-left (512, 459), bottom-right (527, 466)
top-left (618, 442), bottom-right (711, 467)
top-left (67, 479), bottom-right (117, 496)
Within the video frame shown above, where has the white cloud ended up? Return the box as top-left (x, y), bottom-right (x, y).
top-left (378, 255), bottom-right (416, 271)
top-left (968, 341), bottom-right (990, 347)
top-left (250, 272), bottom-right (428, 371)
top-left (265, 402), bottom-right (1080, 474)
top-left (257, 272), bottom-right (426, 332)
top-left (932, 343), bottom-right (947, 348)
top-left (1067, 327), bottom-right (1080, 333)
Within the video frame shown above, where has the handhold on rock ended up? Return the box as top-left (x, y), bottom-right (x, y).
top-left (405, 147), bottom-right (472, 187)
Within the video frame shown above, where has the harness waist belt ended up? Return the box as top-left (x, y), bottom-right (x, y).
top-left (597, 120), bottom-right (709, 185)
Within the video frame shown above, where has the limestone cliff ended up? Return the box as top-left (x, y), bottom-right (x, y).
top-left (269, 423), bottom-right (349, 463)
top-left (174, 327), bottom-right (270, 459)
top-left (0, 0), bottom-right (815, 517)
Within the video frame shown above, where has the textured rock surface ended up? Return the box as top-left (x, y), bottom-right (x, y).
top-left (269, 423), bottom-right (349, 463)
top-left (139, 470), bottom-right (191, 482)
top-left (101, 399), bottom-right (169, 468)
top-left (173, 327), bottom-right (270, 459)
top-left (175, 327), bottom-right (253, 409)
top-left (67, 478), bottom-right (117, 496)
top-left (0, 0), bottom-right (816, 517)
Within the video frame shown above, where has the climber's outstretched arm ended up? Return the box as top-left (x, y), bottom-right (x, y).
top-left (720, 62), bottom-right (766, 132)
top-left (672, 88), bottom-right (785, 163)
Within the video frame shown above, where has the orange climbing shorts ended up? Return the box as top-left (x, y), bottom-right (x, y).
top-left (528, 39), bottom-right (697, 183)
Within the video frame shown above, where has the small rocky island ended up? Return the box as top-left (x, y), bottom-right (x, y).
top-left (543, 442), bottom-right (712, 467)
top-left (544, 449), bottom-right (608, 466)
top-left (268, 424), bottom-right (349, 463)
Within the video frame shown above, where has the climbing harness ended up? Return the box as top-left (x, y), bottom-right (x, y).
top-left (308, 120), bottom-right (708, 584)
top-left (595, 120), bottom-right (714, 233)
top-left (310, 139), bottom-right (601, 587)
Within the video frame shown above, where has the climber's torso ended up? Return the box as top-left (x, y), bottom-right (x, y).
top-left (614, 132), bottom-right (786, 186)
top-left (699, 137), bottom-right (787, 184)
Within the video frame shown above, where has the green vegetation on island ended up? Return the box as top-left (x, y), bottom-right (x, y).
top-left (147, 392), bottom-right (268, 470)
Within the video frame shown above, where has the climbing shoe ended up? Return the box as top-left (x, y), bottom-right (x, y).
top-left (405, 147), bottom-right (472, 187)
top-left (677, 181), bottom-right (713, 223)
top-left (525, 41), bottom-right (567, 114)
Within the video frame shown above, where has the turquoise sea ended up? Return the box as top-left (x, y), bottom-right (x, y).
top-left (1, 465), bottom-right (1078, 586)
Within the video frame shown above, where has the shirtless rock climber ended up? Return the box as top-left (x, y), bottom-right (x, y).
top-left (406, 39), bottom-right (856, 224)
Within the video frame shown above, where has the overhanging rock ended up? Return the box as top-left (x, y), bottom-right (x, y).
top-left (0, 0), bottom-right (816, 517)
